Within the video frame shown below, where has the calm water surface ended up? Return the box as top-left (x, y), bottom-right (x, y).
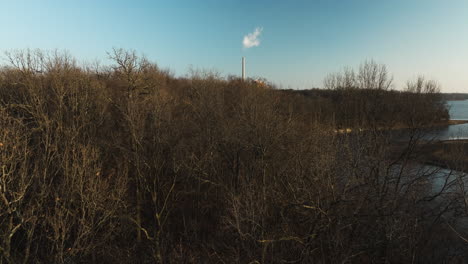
top-left (448, 100), bottom-right (468, 120)
top-left (431, 100), bottom-right (468, 140)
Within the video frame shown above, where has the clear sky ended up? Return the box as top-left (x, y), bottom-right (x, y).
top-left (1, 0), bottom-right (467, 92)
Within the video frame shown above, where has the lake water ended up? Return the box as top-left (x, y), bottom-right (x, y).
top-left (410, 101), bottom-right (468, 235)
top-left (389, 100), bottom-right (468, 141)
top-left (448, 100), bottom-right (468, 120)
top-left (430, 100), bottom-right (468, 140)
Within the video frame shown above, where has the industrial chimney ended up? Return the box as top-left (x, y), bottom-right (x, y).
top-left (242, 57), bottom-right (245, 80)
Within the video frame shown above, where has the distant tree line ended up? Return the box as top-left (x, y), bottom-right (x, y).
top-left (442, 93), bottom-right (468, 101)
top-left (279, 61), bottom-right (448, 129)
top-left (0, 50), bottom-right (465, 263)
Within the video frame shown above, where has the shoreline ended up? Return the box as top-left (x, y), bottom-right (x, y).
top-left (335, 119), bottom-right (468, 134)
top-left (444, 119), bottom-right (468, 126)
top-left (415, 139), bottom-right (468, 173)
top-left (394, 119), bottom-right (468, 130)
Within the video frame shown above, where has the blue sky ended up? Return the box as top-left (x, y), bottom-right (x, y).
top-left (1, 0), bottom-right (467, 92)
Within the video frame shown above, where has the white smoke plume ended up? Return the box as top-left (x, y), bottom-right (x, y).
top-left (243, 27), bottom-right (263, 49)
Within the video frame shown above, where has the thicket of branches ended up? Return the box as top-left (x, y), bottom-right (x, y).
top-left (283, 61), bottom-right (448, 129)
top-left (0, 50), bottom-right (465, 263)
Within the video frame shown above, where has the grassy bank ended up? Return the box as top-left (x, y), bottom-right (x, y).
top-left (415, 139), bottom-right (468, 172)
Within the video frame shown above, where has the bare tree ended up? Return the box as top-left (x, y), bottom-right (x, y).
top-left (0, 107), bottom-right (37, 264)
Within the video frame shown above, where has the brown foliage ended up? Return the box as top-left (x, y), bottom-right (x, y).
top-left (0, 50), bottom-right (464, 263)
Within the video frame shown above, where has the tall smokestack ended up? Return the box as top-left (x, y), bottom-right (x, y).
top-left (242, 57), bottom-right (245, 80)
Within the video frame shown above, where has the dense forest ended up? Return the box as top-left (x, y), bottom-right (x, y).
top-left (0, 49), bottom-right (466, 263)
